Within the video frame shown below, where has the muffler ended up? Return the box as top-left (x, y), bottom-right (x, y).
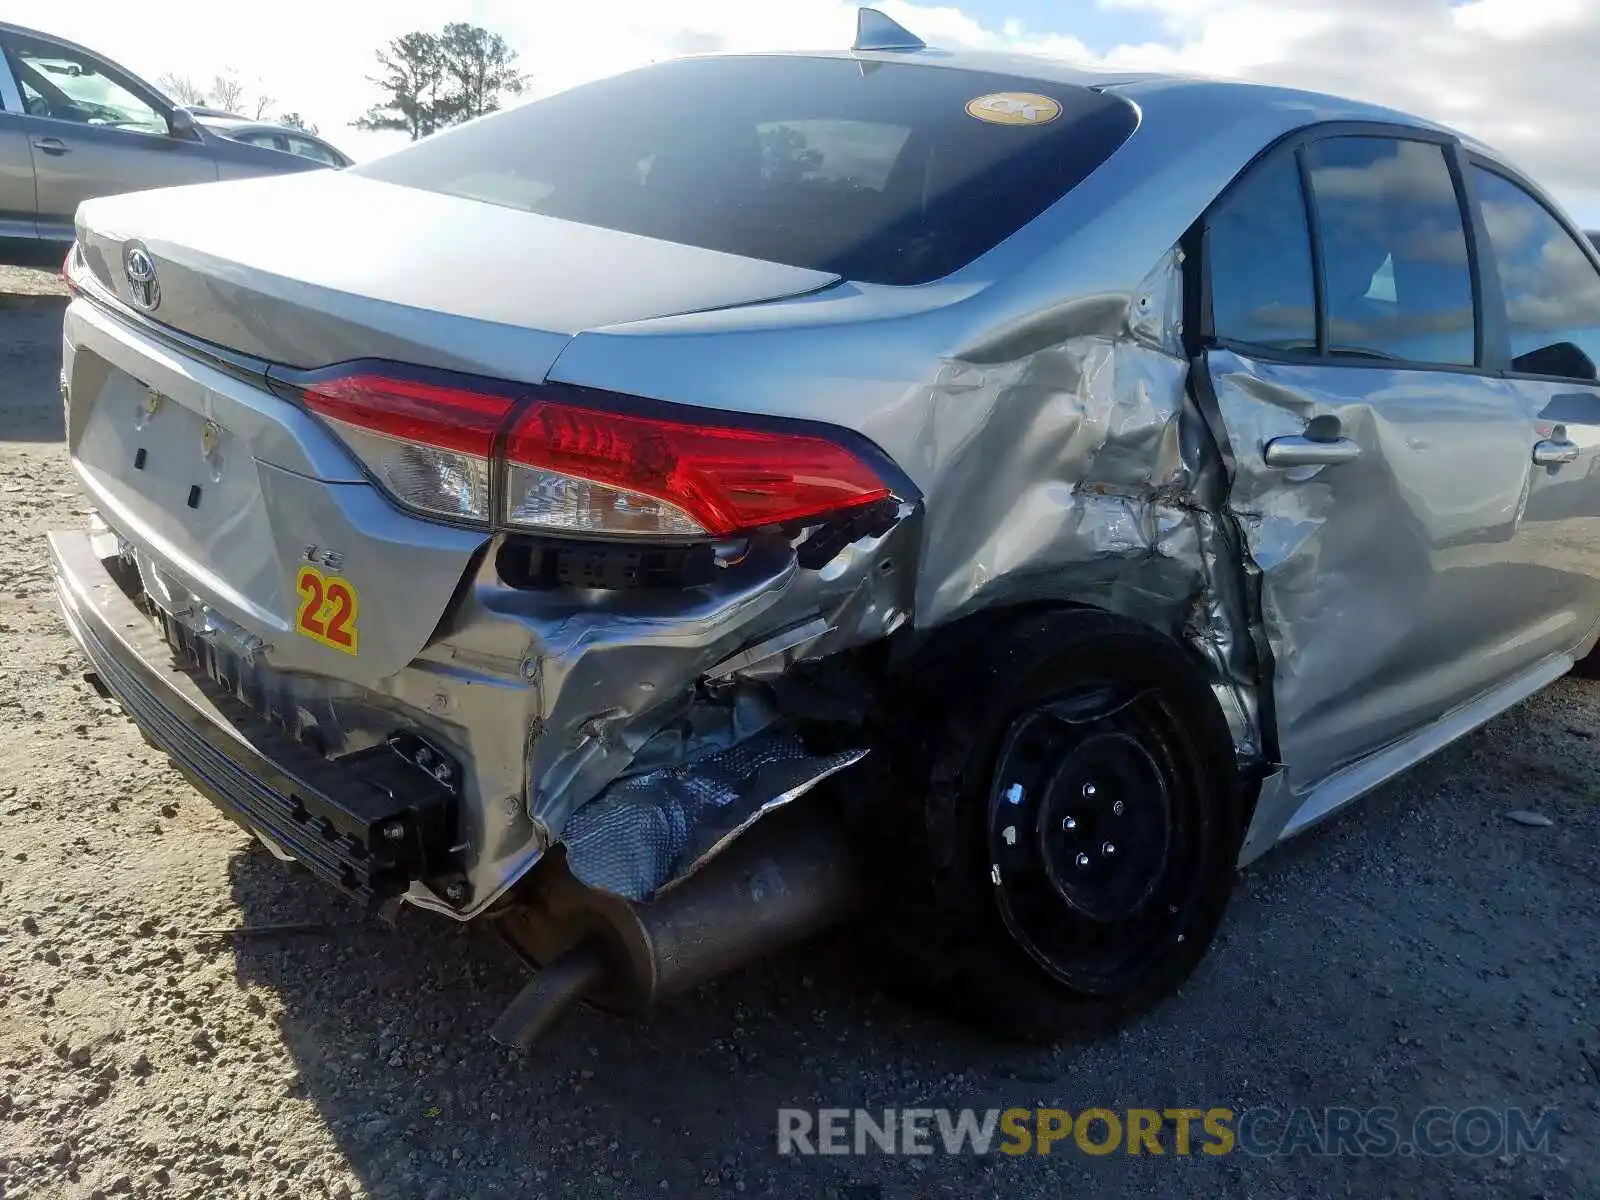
top-left (490, 803), bottom-right (860, 1048)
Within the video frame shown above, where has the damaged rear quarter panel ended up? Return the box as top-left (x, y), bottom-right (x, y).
top-left (512, 255), bottom-right (1267, 898)
top-left (465, 90), bottom-right (1413, 901)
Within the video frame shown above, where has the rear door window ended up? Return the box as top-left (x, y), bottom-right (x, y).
top-left (241, 132), bottom-right (289, 152)
top-left (1208, 153), bottom-right (1318, 353)
top-left (286, 135), bottom-right (340, 166)
top-left (1471, 166), bottom-right (1600, 381)
top-left (1303, 136), bottom-right (1476, 366)
top-left (353, 56), bottom-right (1138, 285)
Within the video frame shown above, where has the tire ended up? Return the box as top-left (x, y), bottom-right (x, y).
top-left (1571, 643), bottom-right (1600, 679)
top-left (866, 608), bottom-right (1243, 1042)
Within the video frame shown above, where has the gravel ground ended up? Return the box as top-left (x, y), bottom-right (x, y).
top-left (1, 300), bottom-right (1597, 1199)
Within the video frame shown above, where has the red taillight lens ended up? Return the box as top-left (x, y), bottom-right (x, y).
top-left (300, 371), bottom-right (893, 537)
top-left (502, 401), bottom-right (891, 538)
top-left (303, 375), bottom-right (515, 523)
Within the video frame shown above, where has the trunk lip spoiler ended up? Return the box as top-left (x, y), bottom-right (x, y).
top-left (69, 272), bottom-right (273, 386)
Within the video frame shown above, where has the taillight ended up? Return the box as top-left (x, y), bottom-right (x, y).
top-left (502, 402), bottom-right (890, 538)
top-left (302, 375), bottom-right (514, 522)
top-left (299, 370), bottom-right (892, 538)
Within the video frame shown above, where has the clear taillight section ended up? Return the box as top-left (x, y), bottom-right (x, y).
top-left (302, 375), bottom-right (514, 522)
top-left (300, 370), bottom-right (892, 538)
top-left (503, 402), bottom-right (891, 538)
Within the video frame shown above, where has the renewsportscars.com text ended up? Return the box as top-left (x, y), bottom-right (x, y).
top-left (777, 1106), bottom-right (1560, 1158)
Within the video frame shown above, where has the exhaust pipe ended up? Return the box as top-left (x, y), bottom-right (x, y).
top-left (491, 804), bottom-right (859, 1048)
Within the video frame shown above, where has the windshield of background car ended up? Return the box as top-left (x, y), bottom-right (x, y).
top-left (353, 56), bottom-right (1139, 285)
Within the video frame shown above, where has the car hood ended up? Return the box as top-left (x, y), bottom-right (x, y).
top-left (72, 170), bottom-right (842, 381)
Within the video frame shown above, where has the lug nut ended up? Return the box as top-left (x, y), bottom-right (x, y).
top-left (416, 748), bottom-right (434, 767)
top-left (1075, 852), bottom-right (1091, 868)
top-left (444, 881), bottom-right (468, 904)
top-left (380, 822), bottom-right (405, 842)
top-left (432, 762), bottom-right (452, 784)
top-left (1081, 782), bottom-right (1097, 799)
top-left (1112, 800), bottom-right (1125, 817)
top-left (1101, 841), bottom-right (1117, 858)
top-left (1004, 783), bottom-right (1025, 805)
top-left (1061, 815), bottom-right (1078, 832)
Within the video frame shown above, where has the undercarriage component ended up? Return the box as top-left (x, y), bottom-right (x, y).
top-left (559, 731), bottom-right (867, 901)
top-left (491, 803), bottom-right (859, 1047)
top-left (488, 941), bottom-right (611, 1049)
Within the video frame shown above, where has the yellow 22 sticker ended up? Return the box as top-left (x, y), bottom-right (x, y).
top-left (295, 565), bottom-right (359, 655)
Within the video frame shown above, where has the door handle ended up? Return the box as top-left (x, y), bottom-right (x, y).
top-left (1532, 439), bottom-right (1579, 466)
top-left (31, 136), bottom-right (69, 155)
top-left (1263, 435), bottom-right (1361, 468)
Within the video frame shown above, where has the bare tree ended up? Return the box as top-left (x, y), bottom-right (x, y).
top-left (157, 72), bottom-right (207, 107)
top-left (209, 72), bottom-right (247, 115)
top-left (277, 112), bottom-right (319, 134)
top-left (252, 91), bottom-right (275, 120)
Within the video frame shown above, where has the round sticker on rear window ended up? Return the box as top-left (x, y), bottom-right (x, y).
top-left (965, 92), bottom-right (1062, 125)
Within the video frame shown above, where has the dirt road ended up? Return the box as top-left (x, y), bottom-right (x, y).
top-left (1, 301), bottom-right (1596, 1199)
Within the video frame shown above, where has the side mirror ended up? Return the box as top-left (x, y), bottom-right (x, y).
top-left (168, 107), bottom-right (201, 142)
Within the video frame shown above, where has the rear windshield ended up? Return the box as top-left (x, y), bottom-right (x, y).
top-left (353, 55), bottom-right (1137, 285)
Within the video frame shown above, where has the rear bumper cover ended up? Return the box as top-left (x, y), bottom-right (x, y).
top-left (49, 529), bottom-right (460, 910)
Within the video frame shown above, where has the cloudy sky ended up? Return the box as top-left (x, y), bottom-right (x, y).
top-left (6, 0), bottom-right (1599, 222)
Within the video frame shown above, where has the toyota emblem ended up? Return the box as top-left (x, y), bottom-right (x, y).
top-left (123, 243), bottom-right (159, 311)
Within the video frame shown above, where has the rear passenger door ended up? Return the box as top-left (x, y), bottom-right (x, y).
top-left (1466, 163), bottom-right (1600, 656)
top-left (1200, 127), bottom-right (1538, 797)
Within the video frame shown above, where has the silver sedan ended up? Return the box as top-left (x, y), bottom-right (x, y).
top-left (48, 8), bottom-right (1600, 1045)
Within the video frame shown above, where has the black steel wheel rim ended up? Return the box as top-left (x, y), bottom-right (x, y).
top-left (985, 689), bottom-right (1206, 995)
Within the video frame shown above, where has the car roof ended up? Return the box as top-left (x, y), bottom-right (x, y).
top-left (199, 118), bottom-right (279, 134)
top-left (714, 45), bottom-right (1508, 171)
top-left (0, 18), bottom-right (1501, 174)
top-left (0, 20), bottom-right (144, 67)
top-left (766, 45), bottom-right (1460, 132)
top-left (199, 117), bottom-right (333, 143)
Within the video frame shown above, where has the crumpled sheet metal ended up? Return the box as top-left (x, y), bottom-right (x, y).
top-left (1210, 345), bottom-right (1562, 859)
top-left (919, 252), bottom-right (1200, 632)
top-left (560, 731), bottom-right (867, 901)
top-left (914, 253), bottom-right (1259, 726)
top-left (528, 247), bottom-right (1262, 894)
top-left (507, 512), bottom-right (918, 840)
top-left (446, 246), bottom-right (1273, 905)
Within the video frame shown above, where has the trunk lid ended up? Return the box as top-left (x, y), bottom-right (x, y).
top-left (73, 170), bottom-right (841, 383)
top-left (62, 298), bottom-right (488, 686)
top-left (63, 171), bottom-right (838, 686)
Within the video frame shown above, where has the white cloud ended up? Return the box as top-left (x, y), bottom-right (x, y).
top-left (3, 0), bottom-right (1597, 221)
top-left (1103, 0), bottom-right (1600, 220)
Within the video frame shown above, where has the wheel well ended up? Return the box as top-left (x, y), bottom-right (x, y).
top-left (880, 601), bottom-right (1260, 827)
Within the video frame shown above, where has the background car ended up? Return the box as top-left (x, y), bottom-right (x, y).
top-left (193, 116), bottom-right (352, 168)
top-left (0, 22), bottom-right (329, 242)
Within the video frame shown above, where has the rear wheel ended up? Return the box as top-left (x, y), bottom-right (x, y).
top-left (1571, 642), bottom-right (1600, 678)
top-left (869, 609), bottom-right (1243, 1041)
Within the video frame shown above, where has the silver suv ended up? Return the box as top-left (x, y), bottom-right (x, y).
top-left (48, 10), bottom-right (1600, 1045)
top-left (0, 22), bottom-right (324, 243)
